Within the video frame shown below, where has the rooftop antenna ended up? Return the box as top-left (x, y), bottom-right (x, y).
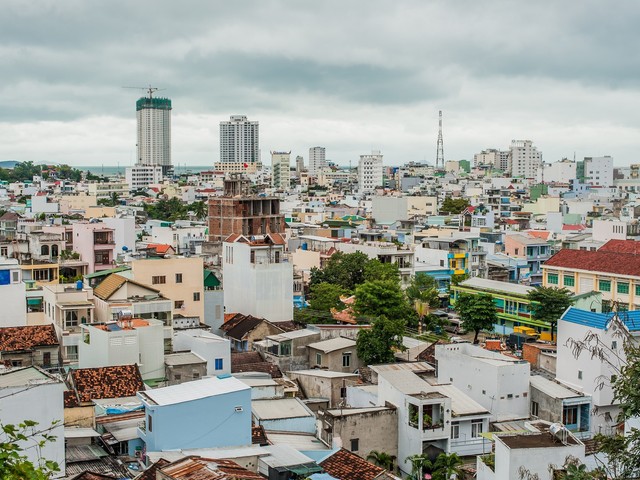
top-left (122, 85), bottom-right (166, 99)
top-left (436, 110), bottom-right (444, 170)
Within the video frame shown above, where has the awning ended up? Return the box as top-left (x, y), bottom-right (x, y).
top-left (58, 301), bottom-right (95, 310)
top-left (27, 298), bottom-right (42, 305)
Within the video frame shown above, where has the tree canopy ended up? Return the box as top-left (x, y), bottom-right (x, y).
top-left (356, 315), bottom-right (406, 365)
top-left (439, 196), bottom-right (470, 215)
top-left (455, 292), bottom-right (497, 343)
top-left (308, 282), bottom-right (347, 312)
top-left (354, 279), bottom-right (412, 322)
top-left (144, 198), bottom-right (207, 222)
top-left (309, 251), bottom-right (369, 292)
top-left (527, 286), bottom-right (573, 340)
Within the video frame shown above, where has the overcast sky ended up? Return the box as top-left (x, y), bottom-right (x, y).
top-left (1, 1), bottom-right (639, 167)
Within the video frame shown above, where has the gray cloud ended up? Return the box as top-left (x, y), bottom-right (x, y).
top-left (0, 0), bottom-right (639, 165)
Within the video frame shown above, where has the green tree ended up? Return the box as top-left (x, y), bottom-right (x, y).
top-left (527, 286), bottom-right (573, 341)
top-left (440, 196), bottom-right (470, 215)
top-left (455, 293), bottom-right (497, 343)
top-left (432, 452), bottom-right (464, 480)
top-left (144, 197), bottom-right (189, 221)
top-left (309, 251), bottom-right (369, 292)
top-left (356, 316), bottom-right (406, 365)
top-left (189, 201), bottom-right (207, 220)
top-left (406, 454), bottom-right (433, 480)
top-left (97, 192), bottom-right (120, 207)
top-left (367, 450), bottom-right (396, 471)
top-left (0, 420), bottom-right (60, 479)
top-left (363, 259), bottom-right (400, 283)
top-left (354, 279), bottom-right (411, 321)
top-left (450, 272), bottom-right (470, 287)
top-left (308, 282), bottom-right (347, 312)
top-left (406, 274), bottom-right (440, 307)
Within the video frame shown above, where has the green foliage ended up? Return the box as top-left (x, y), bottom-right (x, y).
top-left (0, 420), bottom-right (60, 479)
top-left (308, 282), bottom-right (347, 312)
top-left (406, 274), bottom-right (440, 307)
top-left (143, 198), bottom-right (206, 222)
top-left (405, 452), bottom-right (463, 480)
top-left (527, 286), bottom-right (573, 340)
top-left (354, 279), bottom-right (411, 321)
top-left (455, 292), bottom-right (498, 343)
top-left (440, 196), bottom-right (470, 215)
top-left (450, 272), bottom-right (470, 286)
top-left (363, 259), bottom-right (400, 282)
top-left (356, 316), bottom-right (406, 365)
top-left (367, 450), bottom-right (396, 471)
top-left (97, 192), bottom-right (120, 207)
top-left (309, 252), bottom-right (369, 292)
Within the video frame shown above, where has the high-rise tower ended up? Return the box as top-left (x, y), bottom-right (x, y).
top-left (219, 115), bottom-right (260, 165)
top-left (308, 146), bottom-right (326, 175)
top-left (136, 94), bottom-right (172, 175)
top-left (436, 110), bottom-right (444, 170)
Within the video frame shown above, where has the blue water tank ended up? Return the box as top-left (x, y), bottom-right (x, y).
top-left (76, 280), bottom-right (83, 290)
top-left (301, 243), bottom-right (308, 250)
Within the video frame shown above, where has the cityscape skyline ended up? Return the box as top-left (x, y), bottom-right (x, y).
top-left (0, 1), bottom-right (638, 167)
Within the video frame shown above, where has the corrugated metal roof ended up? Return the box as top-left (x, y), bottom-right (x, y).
top-left (64, 427), bottom-right (100, 438)
top-left (561, 306), bottom-right (640, 332)
top-left (102, 417), bottom-right (141, 442)
top-left (289, 370), bottom-right (358, 379)
top-left (252, 397), bottom-right (313, 420)
top-left (140, 376), bottom-right (249, 406)
top-left (307, 337), bottom-right (356, 353)
top-left (530, 375), bottom-right (586, 399)
top-left (433, 384), bottom-right (490, 417)
top-left (0, 366), bottom-right (58, 388)
top-left (266, 432), bottom-right (328, 450)
top-left (459, 276), bottom-right (532, 297)
top-left (370, 362), bottom-right (435, 374)
top-left (164, 352), bottom-right (207, 366)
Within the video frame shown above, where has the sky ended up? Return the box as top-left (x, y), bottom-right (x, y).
top-left (1, 0), bottom-right (639, 168)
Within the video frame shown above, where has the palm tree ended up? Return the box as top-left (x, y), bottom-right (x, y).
top-left (432, 453), bottom-right (464, 480)
top-left (367, 450), bottom-right (396, 471)
top-left (406, 454), bottom-right (433, 480)
top-left (190, 201), bottom-right (207, 220)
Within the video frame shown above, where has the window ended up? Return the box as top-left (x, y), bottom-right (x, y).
top-left (451, 422), bottom-right (460, 439)
top-left (578, 370), bottom-right (583, 380)
top-left (316, 353), bottom-right (322, 365)
top-left (531, 401), bottom-right (539, 417)
top-left (612, 341), bottom-right (618, 350)
top-left (635, 284), bottom-right (640, 297)
top-left (148, 415), bottom-right (153, 432)
top-left (350, 438), bottom-right (359, 452)
top-left (0, 247), bottom-right (7, 256)
top-left (214, 358), bottom-right (223, 370)
top-left (342, 353), bottom-right (351, 368)
top-left (563, 406), bottom-right (578, 426)
top-left (174, 374), bottom-right (181, 381)
top-left (340, 386), bottom-right (347, 398)
top-left (547, 273), bottom-right (559, 285)
top-left (152, 276), bottom-right (166, 285)
top-left (599, 280), bottom-right (611, 292)
top-left (193, 292), bottom-right (201, 301)
top-left (563, 275), bottom-right (575, 287)
top-left (175, 273), bottom-right (183, 283)
top-left (174, 300), bottom-right (184, 309)
top-left (65, 310), bottom-right (78, 328)
top-left (12, 271), bottom-right (19, 283)
top-left (471, 420), bottom-right (483, 438)
top-left (618, 282), bottom-right (630, 295)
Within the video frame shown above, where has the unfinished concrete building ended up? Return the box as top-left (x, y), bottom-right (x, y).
top-left (208, 176), bottom-right (285, 243)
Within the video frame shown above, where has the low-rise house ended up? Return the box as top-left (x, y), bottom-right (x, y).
top-left (529, 375), bottom-right (592, 439)
top-left (137, 375), bottom-right (252, 452)
top-left (319, 447), bottom-right (402, 480)
top-left (78, 318), bottom-right (164, 381)
top-left (236, 372), bottom-right (284, 399)
top-left (306, 337), bottom-right (362, 374)
top-left (155, 456), bottom-right (263, 480)
top-left (0, 257), bottom-right (27, 326)
top-left (72, 223), bottom-right (117, 274)
top-left (172, 329), bottom-right (231, 376)
top-left (288, 370), bottom-right (359, 408)
top-left (255, 328), bottom-right (321, 372)
top-left (95, 410), bottom-right (145, 458)
top-left (231, 351), bottom-right (283, 378)
top-left (220, 313), bottom-right (285, 352)
top-left (504, 233), bottom-right (551, 285)
top-left (252, 397), bottom-right (316, 434)
top-left (164, 352), bottom-right (207, 386)
top-left (318, 407), bottom-right (398, 460)
top-left (0, 324), bottom-right (60, 368)
top-left (435, 343), bottom-right (530, 422)
top-left (0, 366), bottom-right (65, 475)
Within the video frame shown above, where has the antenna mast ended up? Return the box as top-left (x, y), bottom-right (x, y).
top-left (436, 110), bottom-right (444, 170)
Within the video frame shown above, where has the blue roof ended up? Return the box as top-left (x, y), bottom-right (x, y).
top-left (561, 307), bottom-right (640, 332)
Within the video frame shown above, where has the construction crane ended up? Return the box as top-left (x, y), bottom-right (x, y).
top-left (122, 85), bottom-right (166, 99)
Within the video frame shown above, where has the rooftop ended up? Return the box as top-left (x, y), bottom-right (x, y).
top-left (139, 375), bottom-right (249, 406)
top-left (0, 324), bottom-right (58, 352)
top-left (498, 431), bottom-right (580, 449)
top-left (530, 375), bottom-right (587, 400)
top-left (544, 247), bottom-right (640, 277)
top-left (319, 448), bottom-right (386, 480)
top-left (252, 397), bottom-right (313, 420)
top-left (307, 337), bottom-right (356, 353)
top-left (164, 352), bottom-right (207, 366)
top-left (70, 364), bottom-right (145, 403)
top-left (456, 276), bottom-right (532, 297)
top-left (0, 366), bottom-right (59, 388)
top-left (561, 306), bottom-right (640, 332)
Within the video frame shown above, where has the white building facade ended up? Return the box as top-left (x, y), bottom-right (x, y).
top-left (584, 155), bottom-right (614, 187)
top-left (509, 140), bottom-right (542, 178)
top-left (271, 151), bottom-right (291, 191)
top-left (358, 150), bottom-right (383, 194)
top-left (308, 146), bottom-right (326, 175)
top-left (126, 164), bottom-right (163, 191)
top-left (0, 258), bottom-right (26, 327)
top-left (219, 115), bottom-right (259, 165)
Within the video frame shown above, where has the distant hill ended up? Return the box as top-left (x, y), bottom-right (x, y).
top-left (0, 161), bottom-right (20, 169)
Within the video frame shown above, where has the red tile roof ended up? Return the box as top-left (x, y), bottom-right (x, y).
top-left (600, 239), bottom-right (640, 255)
top-left (146, 243), bottom-right (175, 254)
top-left (69, 364), bottom-right (145, 403)
top-left (544, 248), bottom-right (640, 277)
top-left (319, 448), bottom-right (386, 480)
top-left (0, 324), bottom-right (58, 352)
top-left (562, 224), bottom-right (586, 231)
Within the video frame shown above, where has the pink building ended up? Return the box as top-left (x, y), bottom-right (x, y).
top-left (71, 223), bottom-right (116, 274)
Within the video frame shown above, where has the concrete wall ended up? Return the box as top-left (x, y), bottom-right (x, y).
top-left (288, 372), bottom-right (359, 407)
top-left (204, 289), bottom-right (224, 333)
top-left (307, 347), bottom-right (362, 374)
top-left (172, 330), bottom-right (231, 376)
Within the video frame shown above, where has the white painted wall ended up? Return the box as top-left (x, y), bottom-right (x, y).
top-left (0, 259), bottom-right (26, 327)
top-left (173, 330), bottom-right (231, 376)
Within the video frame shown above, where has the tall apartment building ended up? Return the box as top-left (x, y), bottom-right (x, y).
top-left (358, 150), bottom-right (383, 193)
top-left (295, 155), bottom-right (305, 174)
top-left (136, 97), bottom-right (172, 174)
top-left (219, 115), bottom-right (259, 170)
top-left (208, 177), bottom-right (285, 243)
top-left (308, 147), bottom-right (326, 175)
top-left (473, 149), bottom-right (510, 171)
top-left (271, 151), bottom-right (291, 191)
top-left (582, 156), bottom-right (614, 187)
top-left (509, 140), bottom-right (542, 178)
